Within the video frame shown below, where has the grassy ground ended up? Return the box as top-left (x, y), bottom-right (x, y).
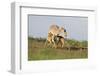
top-left (28, 37), bottom-right (88, 61)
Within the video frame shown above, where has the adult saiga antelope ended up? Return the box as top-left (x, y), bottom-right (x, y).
top-left (45, 25), bottom-right (67, 48)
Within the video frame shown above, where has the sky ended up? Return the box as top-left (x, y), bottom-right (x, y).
top-left (28, 15), bottom-right (88, 41)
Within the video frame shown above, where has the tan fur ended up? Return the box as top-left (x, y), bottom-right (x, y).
top-left (45, 33), bottom-right (65, 48)
top-left (45, 25), bottom-right (67, 48)
top-left (58, 37), bottom-right (64, 48)
top-left (44, 32), bottom-right (53, 47)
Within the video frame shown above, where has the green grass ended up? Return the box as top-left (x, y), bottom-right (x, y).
top-left (28, 37), bottom-right (88, 61)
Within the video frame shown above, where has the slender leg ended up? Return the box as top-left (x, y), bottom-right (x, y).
top-left (52, 35), bottom-right (57, 48)
top-left (60, 38), bottom-right (64, 48)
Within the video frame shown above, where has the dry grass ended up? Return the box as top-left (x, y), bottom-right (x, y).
top-left (28, 37), bottom-right (88, 61)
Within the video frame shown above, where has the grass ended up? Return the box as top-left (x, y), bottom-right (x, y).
top-left (28, 37), bottom-right (88, 61)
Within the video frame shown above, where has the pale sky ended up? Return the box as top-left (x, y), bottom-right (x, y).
top-left (28, 15), bottom-right (88, 41)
